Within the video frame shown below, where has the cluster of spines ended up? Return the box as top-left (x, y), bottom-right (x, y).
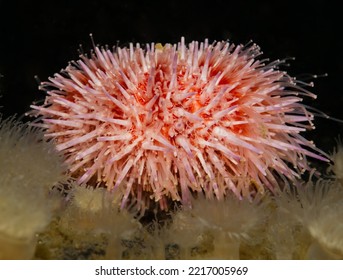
top-left (30, 37), bottom-right (329, 210)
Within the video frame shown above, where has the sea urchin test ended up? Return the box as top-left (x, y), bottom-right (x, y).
top-left (30, 37), bottom-right (328, 210)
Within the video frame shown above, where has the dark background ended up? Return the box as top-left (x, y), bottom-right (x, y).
top-left (0, 0), bottom-right (342, 153)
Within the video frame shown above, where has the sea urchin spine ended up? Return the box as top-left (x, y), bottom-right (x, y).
top-left (30, 37), bottom-right (328, 210)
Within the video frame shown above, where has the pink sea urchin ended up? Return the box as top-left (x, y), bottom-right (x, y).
top-left (30, 37), bottom-right (328, 210)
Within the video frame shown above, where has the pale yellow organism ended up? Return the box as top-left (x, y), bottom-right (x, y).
top-left (72, 184), bottom-right (113, 213)
top-left (155, 195), bottom-right (269, 259)
top-left (0, 117), bottom-right (65, 259)
top-left (59, 183), bottom-right (137, 233)
top-left (265, 203), bottom-right (311, 260)
top-left (274, 180), bottom-right (343, 259)
top-left (58, 183), bottom-right (142, 259)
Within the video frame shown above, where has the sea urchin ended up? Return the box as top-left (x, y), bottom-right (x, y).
top-left (30, 37), bottom-right (328, 210)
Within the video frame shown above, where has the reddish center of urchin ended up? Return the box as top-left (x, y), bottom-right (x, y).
top-left (31, 37), bottom-right (328, 210)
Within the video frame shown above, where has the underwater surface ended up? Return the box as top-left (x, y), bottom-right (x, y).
top-left (0, 0), bottom-right (342, 260)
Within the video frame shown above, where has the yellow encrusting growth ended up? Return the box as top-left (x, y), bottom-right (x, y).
top-left (0, 117), bottom-right (65, 259)
top-left (274, 179), bottom-right (343, 259)
top-left (45, 183), bottom-right (143, 259)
